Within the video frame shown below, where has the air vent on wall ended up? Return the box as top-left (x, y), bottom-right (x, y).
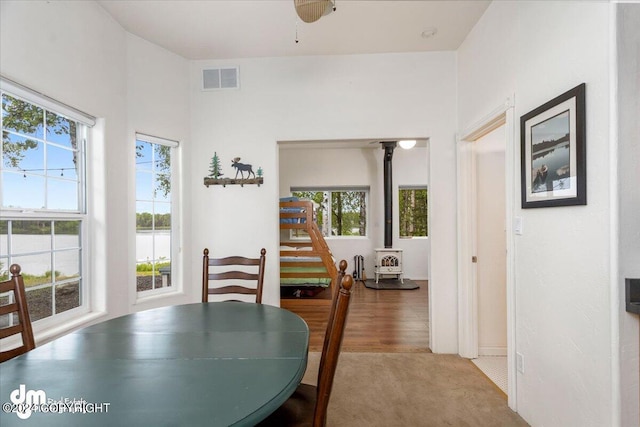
top-left (202, 67), bottom-right (239, 90)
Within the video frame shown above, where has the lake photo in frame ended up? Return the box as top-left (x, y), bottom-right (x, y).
top-left (530, 111), bottom-right (571, 193)
top-left (521, 83), bottom-right (586, 208)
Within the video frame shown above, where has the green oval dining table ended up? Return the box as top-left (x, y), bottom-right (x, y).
top-left (0, 302), bottom-right (309, 426)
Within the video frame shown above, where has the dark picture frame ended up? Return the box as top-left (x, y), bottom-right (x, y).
top-left (520, 83), bottom-right (586, 208)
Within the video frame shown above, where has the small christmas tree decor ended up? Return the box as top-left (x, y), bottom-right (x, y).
top-left (257, 166), bottom-right (263, 177)
top-left (209, 152), bottom-right (223, 178)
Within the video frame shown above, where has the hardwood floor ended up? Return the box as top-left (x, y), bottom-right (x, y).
top-left (286, 280), bottom-right (430, 353)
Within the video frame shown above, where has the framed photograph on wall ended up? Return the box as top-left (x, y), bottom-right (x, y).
top-left (520, 83), bottom-right (586, 208)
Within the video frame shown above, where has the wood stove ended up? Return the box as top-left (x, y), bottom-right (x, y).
top-left (374, 248), bottom-right (403, 283)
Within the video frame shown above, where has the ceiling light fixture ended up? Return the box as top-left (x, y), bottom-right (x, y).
top-left (294, 0), bottom-right (335, 23)
top-left (399, 140), bottom-right (417, 150)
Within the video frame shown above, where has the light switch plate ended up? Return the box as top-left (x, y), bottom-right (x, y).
top-left (516, 352), bottom-right (525, 373)
top-left (514, 216), bottom-right (523, 235)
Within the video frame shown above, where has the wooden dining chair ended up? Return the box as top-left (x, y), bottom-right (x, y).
top-left (319, 259), bottom-right (347, 375)
top-left (0, 264), bottom-right (35, 363)
top-left (258, 261), bottom-right (354, 427)
top-left (202, 247), bottom-right (266, 303)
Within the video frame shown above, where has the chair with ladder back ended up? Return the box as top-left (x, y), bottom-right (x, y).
top-left (202, 247), bottom-right (266, 303)
top-left (258, 260), bottom-right (353, 427)
top-left (0, 264), bottom-right (35, 363)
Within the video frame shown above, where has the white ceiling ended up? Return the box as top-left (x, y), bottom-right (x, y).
top-left (97, 0), bottom-right (491, 60)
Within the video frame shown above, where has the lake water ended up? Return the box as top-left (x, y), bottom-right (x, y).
top-left (1, 233), bottom-right (170, 276)
top-left (135, 231), bottom-right (171, 264)
top-left (531, 143), bottom-right (571, 193)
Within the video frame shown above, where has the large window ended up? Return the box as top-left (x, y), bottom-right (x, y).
top-left (135, 133), bottom-right (177, 294)
top-left (399, 187), bottom-right (428, 238)
top-left (291, 188), bottom-right (367, 237)
top-left (1, 84), bottom-right (91, 325)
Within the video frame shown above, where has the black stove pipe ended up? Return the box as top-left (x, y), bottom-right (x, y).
top-left (381, 141), bottom-right (397, 248)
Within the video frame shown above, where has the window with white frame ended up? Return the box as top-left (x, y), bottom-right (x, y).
top-left (291, 188), bottom-right (368, 237)
top-left (135, 133), bottom-right (177, 294)
top-left (1, 80), bottom-right (93, 325)
top-left (399, 186), bottom-right (428, 238)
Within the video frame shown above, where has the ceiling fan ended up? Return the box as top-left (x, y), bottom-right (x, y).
top-left (294, 0), bottom-right (336, 23)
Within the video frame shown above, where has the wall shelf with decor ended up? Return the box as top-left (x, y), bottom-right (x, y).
top-left (204, 177), bottom-right (263, 187)
top-left (205, 153), bottom-right (263, 187)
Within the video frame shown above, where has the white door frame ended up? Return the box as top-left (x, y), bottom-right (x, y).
top-left (457, 97), bottom-right (517, 410)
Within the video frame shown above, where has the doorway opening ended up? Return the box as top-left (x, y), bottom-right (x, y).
top-left (470, 125), bottom-right (507, 393)
top-left (457, 97), bottom-right (517, 410)
top-left (278, 138), bottom-right (431, 352)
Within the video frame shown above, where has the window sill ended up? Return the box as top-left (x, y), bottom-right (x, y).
top-left (135, 290), bottom-right (186, 306)
top-left (34, 311), bottom-right (108, 347)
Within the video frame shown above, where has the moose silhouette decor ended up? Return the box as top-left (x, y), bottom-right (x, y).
top-left (231, 157), bottom-right (255, 179)
top-left (203, 155), bottom-right (264, 188)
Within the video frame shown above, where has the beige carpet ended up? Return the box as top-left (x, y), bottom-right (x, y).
top-left (303, 352), bottom-right (529, 427)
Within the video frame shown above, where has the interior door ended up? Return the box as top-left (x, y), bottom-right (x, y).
top-left (458, 99), bottom-right (517, 409)
top-left (474, 126), bottom-right (507, 356)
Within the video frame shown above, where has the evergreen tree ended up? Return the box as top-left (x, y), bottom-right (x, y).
top-left (209, 152), bottom-right (223, 178)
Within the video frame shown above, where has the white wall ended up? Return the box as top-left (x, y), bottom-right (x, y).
top-left (279, 145), bottom-right (429, 280)
top-left (458, 1), bottom-right (614, 426)
top-left (617, 4), bottom-right (640, 426)
top-left (190, 52), bottom-right (459, 352)
top-left (125, 33), bottom-right (191, 312)
top-left (0, 1), bottom-right (191, 329)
